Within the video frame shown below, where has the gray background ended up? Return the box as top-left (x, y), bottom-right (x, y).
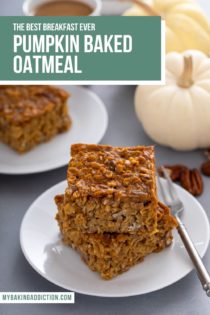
top-left (1, 1), bottom-right (210, 315)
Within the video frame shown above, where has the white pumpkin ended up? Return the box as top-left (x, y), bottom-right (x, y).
top-left (124, 0), bottom-right (210, 55)
top-left (135, 50), bottom-right (210, 151)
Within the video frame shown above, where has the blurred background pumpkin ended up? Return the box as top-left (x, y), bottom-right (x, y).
top-left (124, 0), bottom-right (210, 55)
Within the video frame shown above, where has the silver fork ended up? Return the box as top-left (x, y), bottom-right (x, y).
top-left (158, 166), bottom-right (210, 297)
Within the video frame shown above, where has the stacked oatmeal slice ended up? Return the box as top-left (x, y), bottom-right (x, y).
top-left (55, 144), bottom-right (177, 279)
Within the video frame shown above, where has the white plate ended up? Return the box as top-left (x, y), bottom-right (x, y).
top-left (20, 179), bottom-right (210, 297)
top-left (0, 86), bottom-right (108, 175)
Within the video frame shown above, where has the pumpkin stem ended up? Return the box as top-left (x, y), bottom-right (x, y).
top-left (177, 56), bottom-right (194, 88)
top-left (123, 0), bottom-right (160, 16)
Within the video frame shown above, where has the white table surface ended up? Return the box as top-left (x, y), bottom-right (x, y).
top-left (0, 1), bottom-right (210, 315)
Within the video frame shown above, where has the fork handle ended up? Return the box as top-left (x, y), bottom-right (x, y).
top-left (176, 216), bottom-right (210, 297)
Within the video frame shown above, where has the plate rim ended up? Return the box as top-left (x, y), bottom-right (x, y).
top-left (20, 179), bottom-right (210, 297)
top-left (0, 86), bottom-right (108, 175)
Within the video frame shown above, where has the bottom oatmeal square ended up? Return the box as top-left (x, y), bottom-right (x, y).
top-left (55, 196), bottom-right (177, 280)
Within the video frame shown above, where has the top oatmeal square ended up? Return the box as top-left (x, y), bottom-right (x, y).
top-left (62, 144), bottom-right (158, 234)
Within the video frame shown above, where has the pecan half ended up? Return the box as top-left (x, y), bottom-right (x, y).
top-left (201, 160), bottom-right (210, 176)
top-left (158, 165), bottom-right (187, 181)
top-left (204, 149), bottom-right (210, 160)
top-left (180, 168), bottom-right (203, 196)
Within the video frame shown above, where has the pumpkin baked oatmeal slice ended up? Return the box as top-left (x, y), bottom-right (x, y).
top-left (0, 85), bottom-right (71, 153)
top-left (55, 198), bottom-right (177, 280)
top-left (64, 144), bottom-right (158, 234)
